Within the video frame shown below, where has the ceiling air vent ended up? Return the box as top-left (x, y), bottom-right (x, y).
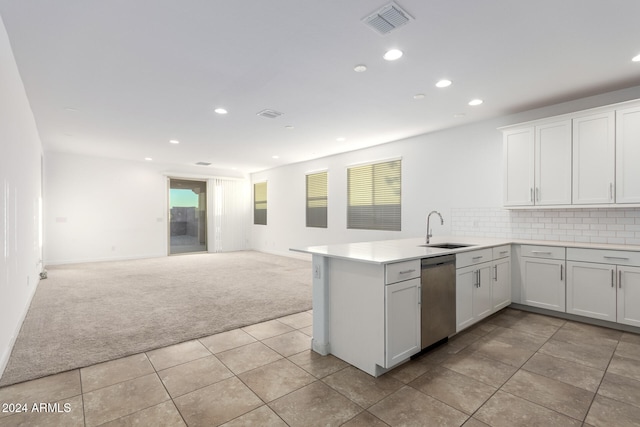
top-left (195, 162), bottom-right (211, 166)
top-left (257, 109), bottom-right (284, 119)
top-left (362, 2), bottom-right (413, 35)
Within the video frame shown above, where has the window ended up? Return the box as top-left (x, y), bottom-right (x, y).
top-left (347, 159), bottom-right (401, 231)
top-left (306, 171), bottom-right (328, 228)
top-left (254, 181), bottom-right (267, 225)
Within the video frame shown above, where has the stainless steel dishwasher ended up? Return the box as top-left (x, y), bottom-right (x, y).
top-left (420, 254), bottom-right (456, 349)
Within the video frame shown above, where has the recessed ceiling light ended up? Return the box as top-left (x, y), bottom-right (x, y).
top-left (272, 155), bottom-right (280, 159)
top-left (285, 125), bottom-right (294, 130)
top-left (354, 64), bottom-right (367, 72)
top-left (144, 157), bottom-right (153, 161)
top-left (633, 54), bottom-right (640, 62)
top-left (436, 79), bottom-right (452, 88)
top-left (214, 108), bottom-right (228, 114)
top-left (336, 137), bottom-right (346, 142)
top-left (169, 139), bottom-right (180, 144)
top-left (383, 49), bottom-right (403, 61)
top-left (468, 99), bottom-right (484, 106)
top-left (413, 93), bottom-right (425, 100)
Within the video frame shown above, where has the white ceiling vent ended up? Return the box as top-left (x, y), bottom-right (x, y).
top-left (257, 109), bottom-right (284, 119)
top-left (362, 2), bottom-right (413, 35)
top-left (195, 161), bottom-right (211, 166)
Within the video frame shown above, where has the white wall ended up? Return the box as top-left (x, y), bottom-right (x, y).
top-left (45, 152), bottom-right (250, 264)
top-left (250, 85), bottom-right (640, 257)
top-left (45, 153), bottom-right (168, 263)
top-left (0, 16), bottom-right (43, 377)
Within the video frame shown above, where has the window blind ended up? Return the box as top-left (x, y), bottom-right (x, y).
top-left (306, 171), bottom-right (328, 228)
top-left (347, 159), bottom-right (401, 231)
top-left (253, 181), bottom-right (267, 225)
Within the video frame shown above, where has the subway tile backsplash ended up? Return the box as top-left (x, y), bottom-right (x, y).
top-left (451, 207), bottom-right (640, 246)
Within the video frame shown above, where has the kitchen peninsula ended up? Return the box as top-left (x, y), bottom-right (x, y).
top-left (292, 236), bottom-right (640, 377)
top-left (291, 236), bottom-right (510, 376)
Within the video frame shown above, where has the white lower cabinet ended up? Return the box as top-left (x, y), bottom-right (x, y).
top-left (566, 261), bottom-right (616, 321)
top-left (618, 266), bottom-right (640, 327)
top-left (456, 246), bottom-right (510, 333)
top-left (520, 245), bottom-right (566, 312)
top-left (492, 257), bottom-right (511, 311)
top-left (456, 263), bottom-right (492, 331)
top-left (566, 248), bottom-right (640, 327)
top-left (385, 277), bottom-right (421, 367)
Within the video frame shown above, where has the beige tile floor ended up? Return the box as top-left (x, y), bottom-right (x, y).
top-left (1, 308), bottom-right (640, 426)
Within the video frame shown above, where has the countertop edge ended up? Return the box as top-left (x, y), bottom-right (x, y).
top-left (290, 237), bottom-right (640, 265)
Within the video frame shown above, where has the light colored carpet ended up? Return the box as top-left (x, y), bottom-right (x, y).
top-left (0, 251), bottom-right (311, 386)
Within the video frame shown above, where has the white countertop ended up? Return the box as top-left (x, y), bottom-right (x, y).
top-left (290, 236), bottom-right (640, 264)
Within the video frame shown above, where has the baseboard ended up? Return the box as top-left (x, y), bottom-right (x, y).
top-left (44, 252), bottom-right (167, 266)
top-left (255, 248), bottom-right (312, 261)
top-left (0, 276), bottom-right (40, 381)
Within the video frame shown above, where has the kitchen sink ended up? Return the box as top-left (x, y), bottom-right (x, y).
top-left (418, 243), bottom-right (475, 249)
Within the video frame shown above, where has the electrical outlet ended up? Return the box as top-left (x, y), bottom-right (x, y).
top-left (313, 264), bottom-right (321, 279)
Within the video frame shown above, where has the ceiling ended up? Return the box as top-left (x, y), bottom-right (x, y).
top-left (1, 1), bottom-right (640, 174)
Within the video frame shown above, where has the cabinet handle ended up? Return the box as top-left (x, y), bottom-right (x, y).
top-left (619, 270), bottom-right (622, 289)
top-left (478, 270), bottom-right (482, 288)
top-left (611, 269), bottom-right (615, 288)
top-left (604, 256), bottom-right (630, 261)
top-left (532, 251), bottom-right (552, 255)
top-left (530, 188), bottom-right (534, 202)
top-left (609, 183), bottom-right (613, 201)
top-left (472, 256), bottom-right (483, 260)
top-left (494, 265), bottom-right (498, 281)
top-left (399, 269), bottom-right (416, 274)
top-left (499, 251), bottom-right (509, 255)
top-left (560, 264), bottom-right (563, 281)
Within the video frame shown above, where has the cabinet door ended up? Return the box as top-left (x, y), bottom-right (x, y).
top-left (522, 257), bottom-right (565, 312)
top-left (456, 263), bottom-right (492, 332)
top-left (566, 261), bottom-right (616, 321)
top-left (492, 257), bottom-right (511, 311)
top-left (572, 111), bottom-right (615, 204)
top-left (535, 120), bottom-right (572, 205)
top-left (456, 265), bottom-right (475, 332)
top-left (503, 127), bottom-right (534, 206)
top-left (474, 265), bottom-right (493, 320)
top-left (616, 105), bottom-right (640, 204)
top-left (385, 278), bottom-right (420, 367)
top-left (617, 266), bottom-right (640, 327)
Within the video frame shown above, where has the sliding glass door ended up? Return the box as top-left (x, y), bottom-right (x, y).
top-left (169, 178), bottom-right (207, 254)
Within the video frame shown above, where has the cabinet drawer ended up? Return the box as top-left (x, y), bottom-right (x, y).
top-left (521, 245), bottom-right (565, 260)
top-left (385, 259), bottom-right (420, 284)
top-left (456, 248), bottom-right (493, 269)
top-left (493, 245), bottom-right (511, 259)
top-left (566, 248), bottom-right (640, 266)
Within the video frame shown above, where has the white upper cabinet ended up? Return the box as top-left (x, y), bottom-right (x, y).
top-left (503, 119), bottom-right (571, 207)
top-left (502, 98), bottom-right (640, 209)
top-left (503, 127), bottom-right (534, 206)
top-left (616, 105), bottom-right (640, 204)
top-left (572, 111), bottom-right (615, 204)
top-left (535, 120), bottom-right (572, 205)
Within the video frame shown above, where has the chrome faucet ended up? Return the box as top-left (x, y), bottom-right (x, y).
top-left (426, 210), bottom-right (444, 244)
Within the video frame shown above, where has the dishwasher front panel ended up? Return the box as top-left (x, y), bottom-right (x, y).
top-left (421, 256), bottom-right (456, 349)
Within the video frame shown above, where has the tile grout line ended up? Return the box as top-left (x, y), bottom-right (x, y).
top-left (444, 317), bottom-right (585, 424)
top-left (581, 337), bottom-right (623, 424)
top-left (79, 369), bottom-right (87, 427)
